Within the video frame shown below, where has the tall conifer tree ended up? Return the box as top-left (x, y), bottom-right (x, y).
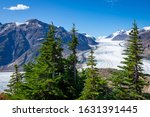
top-left (5, 65), bottom-right (23, 98)
top-left (22, 23), bottom-right (65, 99)
top-left (37, 23), bottom-right (63, 78)
top-left (69, 24), bottom-right (79, 85)
top-left (87, 49), bottom-right (96, 77)
top-left (120, 21), bottom-right (145, 94)
top-left (80, 49), bottom-right (108, 100)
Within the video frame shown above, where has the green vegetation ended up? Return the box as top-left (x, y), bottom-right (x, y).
top-left (80, 49), bottom-right (109, 100)
top-left (111, 21), bottom-right (149, 99)
top-left (4, 22), bottom-right (150, 100)
top-left (5, 65), bottom-right (24, 99)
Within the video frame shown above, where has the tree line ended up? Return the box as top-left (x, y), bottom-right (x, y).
top-left (4, 21), bottom-right (150, 100)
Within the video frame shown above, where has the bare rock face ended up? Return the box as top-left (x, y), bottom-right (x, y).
top-left (0, 19), bottom-right (97, 71)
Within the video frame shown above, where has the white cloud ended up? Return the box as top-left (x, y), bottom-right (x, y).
top-left (4, 4), bottom-right (30, 11)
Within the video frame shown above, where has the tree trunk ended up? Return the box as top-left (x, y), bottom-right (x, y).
top-left (74, 61), bottom-right (77, 85)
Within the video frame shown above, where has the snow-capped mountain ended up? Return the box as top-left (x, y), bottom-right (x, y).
top-left (105, 29), bottom-right (129, 40)
top-left (82, 33), bottom-right (97, 41)
top-left (143, 26), bottom-right (150, 31)
top-left (106, 26), bottom-right (150, 40)
top-left (102, 27), bottom-right (150, 60)
top-left (106, 30), bottom-right (126, 38)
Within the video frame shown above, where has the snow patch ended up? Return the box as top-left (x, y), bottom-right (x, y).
top-left (15, 21), bottom-right (30, 26)
top-left (126, 30), bottom-right (131, 35)
top-left (37, 38), bottom-right (44, 41)
top-left (112, 29), bottom-right (125, 37)
top-left (37, 24), bottom-right (42, 28)
top-left (85, 34), bottom-right (93, 38)
top-left (15, 22), bottom-right (24, 26)
top-left (143, 26), bottom-right (150, 31)
top-left (25, 21), bottom-right (29, 25)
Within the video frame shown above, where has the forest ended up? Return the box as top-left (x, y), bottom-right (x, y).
top-left (1, 21), bottom-right (150, 100)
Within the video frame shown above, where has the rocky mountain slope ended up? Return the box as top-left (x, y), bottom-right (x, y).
top-left (0, 19), bottom-right (97, 71)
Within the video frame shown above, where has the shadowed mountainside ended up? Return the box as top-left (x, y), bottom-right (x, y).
top-left (0, 19), bottom-right (97, 71)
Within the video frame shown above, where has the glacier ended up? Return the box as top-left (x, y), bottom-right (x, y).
top-left (82, 37), bottom-right (150, 74)
top-left (0, 72), bottom-right (13, 92)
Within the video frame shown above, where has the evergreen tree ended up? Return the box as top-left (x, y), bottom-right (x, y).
top-left (110, 70), bottom-right (145, 99)
top-left (119, 21), bottom-right (145, 94)
top-left (5, 64), bottom-right (23, 99)
top-left (57, 24), bottom-right (80, 99)
top-left (22, 23), bottom-right (66, 99)
top-left (111, 21), bottom-right (147, 99)
top-left (37, 23), bottom-right (64, 78)
top-left (87, 49), bottom-right (96, 78)
top-left (68, 24), bottom-right (79, 85)
top-left (80, 49), bottom-right (108, 100)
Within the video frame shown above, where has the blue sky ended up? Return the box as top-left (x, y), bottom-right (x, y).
top-left (0, 0), bottom-right (150, 36)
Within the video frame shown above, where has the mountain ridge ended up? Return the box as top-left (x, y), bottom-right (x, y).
top-left (104, 27), bottom-right (150, 60)
top-left (0, 19), bottom-right (97, 71)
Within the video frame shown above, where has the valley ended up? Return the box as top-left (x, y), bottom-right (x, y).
top-left (1, 37), bottom-right (150, 92)
top-left (0, 19), bottom-right (150, 93)
top-left (82, 37), bottom-right (150, 74)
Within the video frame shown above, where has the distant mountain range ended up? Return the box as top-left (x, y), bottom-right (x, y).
top-left (0, 19), bottom-right (97, 71)
top-left (0, 19), bottom-right (150, 71)
top-left (105, 27), bottom-right (150, 60)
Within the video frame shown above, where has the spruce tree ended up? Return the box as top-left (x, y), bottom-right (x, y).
top-left (68, 24), bottom-right (79, 85)
top-left (87, 49), bottom-right (96, 78)
top-left (5, 65), bottom-right (23, 99)
top-left (37, 23), bottom-right (63, 78)
top-left (111, 21), bottom-right (147, 99)
top-left (22, 23), bottom-right (65, 99)
top-left (120, 21), bottom-right (145, 94)
top-left (80, 49), bottom-right (108, 100)
top-left (57, 24), bottom-right (79, 99)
